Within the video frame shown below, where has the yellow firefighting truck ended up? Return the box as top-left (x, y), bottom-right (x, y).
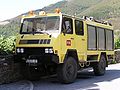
top-left (15, 9), bottom-right (114, 83)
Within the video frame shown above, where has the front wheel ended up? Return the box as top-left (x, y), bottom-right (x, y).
top-left (57, 57), bottom-right (77, 84)
top-left (93, 55), bottom-right (106, 76)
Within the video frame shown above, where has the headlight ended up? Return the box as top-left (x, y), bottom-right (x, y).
top-left (21, 48), bottom-right (24, 53)
top-left (16, 48), bottom-right (24, 53)
top-left (45, 48), bottom-right (53, 53)
top-left (49, 48), bottom-right (53, 53)
top-left (45, 48), bottom-right (49, 53)
top-left (17, 48), bottom-right (20, 53)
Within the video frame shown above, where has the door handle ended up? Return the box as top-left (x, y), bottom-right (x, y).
top-left (70, 38), bottom-right (74, 40)
top-left (82, 39), bottom-right (85, 41)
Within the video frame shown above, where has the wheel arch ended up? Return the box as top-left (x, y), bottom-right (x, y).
top-left (100, 52), bottom-right (108, 67)
top-left (64, 49), bottom-right (79, 63)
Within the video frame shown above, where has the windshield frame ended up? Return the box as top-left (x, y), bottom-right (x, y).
top-left (20, 16), bottom-right (61, 34)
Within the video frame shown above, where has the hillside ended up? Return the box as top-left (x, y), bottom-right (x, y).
top-left (0, 0), bottom-right (120, 37)
top-left (79, 0), bottom-right (120, 31)
top-left (80, 0), bottom-right (120, 18)
top-left (0, 16), bottom-right (21, 37)
top-left (42, 0), bottom-right (102, 15)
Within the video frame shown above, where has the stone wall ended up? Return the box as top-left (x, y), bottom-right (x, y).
top-left (115, 50), bottom-right (120, 63)
top-left (0, 55), bottom-right (21, 84)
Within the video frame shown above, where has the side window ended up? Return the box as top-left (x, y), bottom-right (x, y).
top-left (97, 28), bottom-right (105, 50)
top-left (88, 25), bottom-right (97, 50)
top-left (62, 17), bottom-right (73, 34)
top-left (23, 20), bottom-right (33, 33)
top-left (106, 30), bottom-right (114, 50)
top-left (75, 20), bottom-right (84, 35)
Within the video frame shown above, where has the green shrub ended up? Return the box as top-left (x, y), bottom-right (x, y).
top-left (115, 38), bottom-right (120, 49)
top-left (0, 36), bottom-right (16, 55)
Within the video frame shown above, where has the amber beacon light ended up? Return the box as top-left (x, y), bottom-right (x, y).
top-left (39, 11), bottom-right (46, 16)
top-left (55, 8), bottom-right (61, 14)
top-left (28, 11), bottom-right (35, 16)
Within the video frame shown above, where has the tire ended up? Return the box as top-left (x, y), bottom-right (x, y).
top-left (93, 55), bottom-right (106, 76)
top-left (57, 57), bottom-right (77, 84)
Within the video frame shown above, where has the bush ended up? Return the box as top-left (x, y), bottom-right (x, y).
top-left (115, 38), bottom-right (120, 49)
top-left (0, 36), bottom-right (16, 55)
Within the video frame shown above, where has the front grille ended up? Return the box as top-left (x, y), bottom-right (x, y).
top-left (27, 40), bottom-right (39, 44)
top-left (19, 39), bottom-right (51, 44)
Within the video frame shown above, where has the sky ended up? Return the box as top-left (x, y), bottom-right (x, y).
top-left (0, 0), bottom-right (62, 21)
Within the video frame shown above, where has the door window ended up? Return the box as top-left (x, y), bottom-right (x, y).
top-left (62, 17), bottom-right (73, 34)
top-left (75, 20), bottom-right (84, 35)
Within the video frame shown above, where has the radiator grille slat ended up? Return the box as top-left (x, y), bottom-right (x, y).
top-left (19, 39), bottom-right (51, 44)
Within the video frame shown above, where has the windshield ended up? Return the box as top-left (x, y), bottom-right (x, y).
top-left (20, 16), bottom-right (60, 34)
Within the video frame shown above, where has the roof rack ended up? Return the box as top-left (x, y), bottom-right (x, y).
top-left (82, 16), bottom-right (112, 26)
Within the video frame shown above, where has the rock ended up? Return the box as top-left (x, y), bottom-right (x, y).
top-left (0, 55), bottom-right (21, 84)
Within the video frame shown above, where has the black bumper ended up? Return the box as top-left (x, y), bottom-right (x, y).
top-left (14, 54), bottom-right (59, 64)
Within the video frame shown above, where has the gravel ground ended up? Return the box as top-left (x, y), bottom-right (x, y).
top-left (0, 63), bottom-right (120, 90)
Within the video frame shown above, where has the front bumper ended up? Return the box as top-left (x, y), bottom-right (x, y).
top-left (14, 47), bottom-right (59, 65)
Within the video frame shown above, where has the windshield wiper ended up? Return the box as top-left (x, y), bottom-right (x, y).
top-left (37, 31), bottom-right (49, 35)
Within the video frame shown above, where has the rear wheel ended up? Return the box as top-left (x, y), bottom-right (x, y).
top-left (57, 57), bottom-right (77, 84)
top-left (93, 55), bottom-right (106, 76)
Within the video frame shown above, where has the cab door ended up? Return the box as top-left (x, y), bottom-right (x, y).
top-left (74, 20), bottom-right (87, 61)
top-left (61, 17), bottom-right (75, 54)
